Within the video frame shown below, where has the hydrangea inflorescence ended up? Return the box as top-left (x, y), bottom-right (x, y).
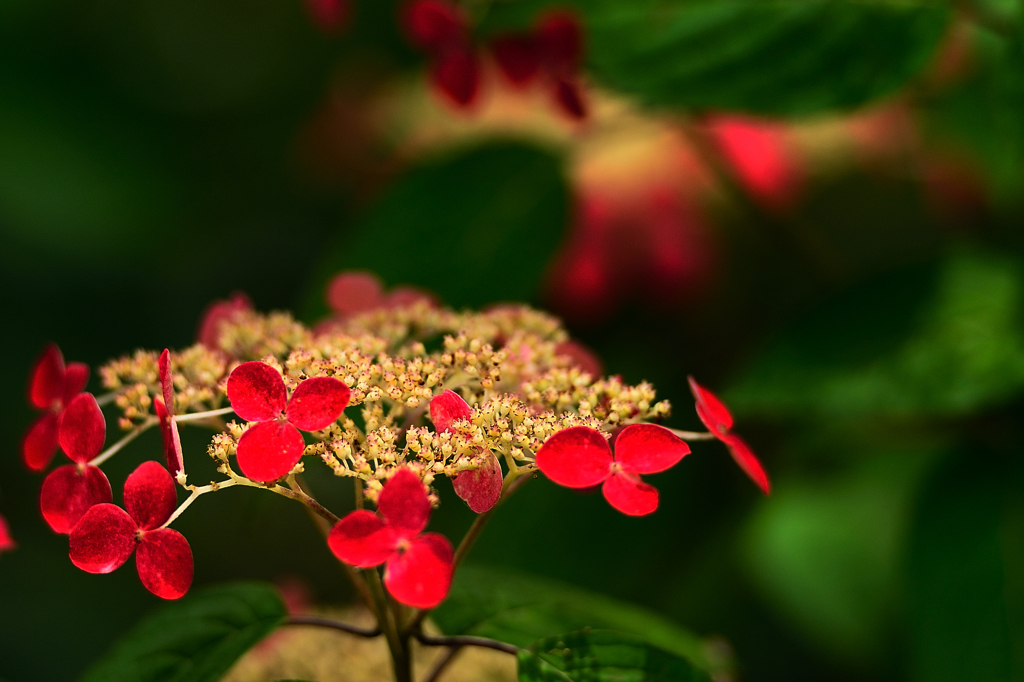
top-left (17, 271), bottom-right (768, 608)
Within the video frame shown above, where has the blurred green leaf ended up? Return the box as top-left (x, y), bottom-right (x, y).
top-left (306, 141), bottom-right (569, 315)
top-left (727, 250), bottom-right (1024, 418)
top-left (79, 582), bottom-right (287, 682)
top-left (484, 0), bottom-right (950, 116)
top-left (907, 445), bottom-right (1024, 681)
top-left (433, 565), bottom-right (726, 675)
top-left (518, 630), bottom-right (713, 682)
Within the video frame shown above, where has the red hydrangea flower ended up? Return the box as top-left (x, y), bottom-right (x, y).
top-left (197, 292), bottom-right (252, 350)
top-left (0, 513), bottom-right (16, 555)
top-left (688, 376), bottom-right (770, 494)
top-left (22, 344), bottom-right (90, 472)
top-left (706, 115), bottom-right (803, 213)
top-left (69, 461), bottom-right (193, 600)
top-left (328, 468), bottom-right (453, 608)
top-left (535, 424), bottom-right (690, 516)
top-left (226, 362), bottom-right (350, 482)
top-left (402, 0), bottom-right (480, 107)
top-left (154, 349), bottom-right (184, 478)
top-left (430, 390), bottom-right (502, 513)
top-left (305, 0), bottom-right (349, 34)
top-left (40, 393), bottom-right (113, 534)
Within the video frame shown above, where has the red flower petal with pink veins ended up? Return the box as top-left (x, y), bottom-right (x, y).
top-left (384, 532), bottom-right (453, 608)
top-left (328, 510), bottom-right (398, 567)
top-left (235, 421), bottom-right (306, 483)
top-left (59, 394), bottom-right (106, 463)
top-left (137, 528), bottom-right (193, 599)
top-left (378, 469), bottom-right (431, 537)
top-left (154, 399), bottom-right (184, 478)
top-left (552, 78), bottom-right (587, 120)
top-left (325, 271), bottom-right (386, 317)
top-left (687, 376), bottom-right (733, 436)
top-left (453, 453), bottom-right (503, 513)
top-left (286, 377), bottom-right (350, 432)
top-left (429, 390), bottom-right (472, 433)
top-left (197, 292), bottom-right (252, 350)
top-left (537, 12), bottom-right (583, 75)
top-left (68, 503), bottom-right (136, 573)
top-left (63, 363), bottom-right (89, 405)
top-left (158, 349), bottom-right (174, 415)
top-left (40, 464), bottom-right (113, 534)
top-left (602, 473), bottom-right (659, 516)
top-left (432, 46), bottom-right (481, 107)
top-left (535, 426), bottom-right (612, 488)
top-left (0, 513), bottom-right (16, 554)
top-left (226, 362), bottom-right (287, 421)
top-left (29, 344), bottom-right (65, 410)
top-left (614, 424), bottom-right (690, 475)
top-left (492, 34), bottom-right (541, 86)
top-left (125, 461), bottom-right (178, 531)
top-left (22, 412), bottom-right (61, 472)
top-left (403, 0), bottom-right (466, 51)
top-left (723, 434), bottom-right (770, 495)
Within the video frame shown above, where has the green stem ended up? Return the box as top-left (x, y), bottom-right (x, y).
top-left (365, 568), bottom-right (412, 682)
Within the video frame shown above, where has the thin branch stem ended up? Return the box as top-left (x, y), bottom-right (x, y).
top-left (94, 391), bottom-right (118, 407)
top-left (160, 480), bottom-right (238, 529)
top-left (173, 406), bottom-right (235, 423)
top-left (668, 428), bottom-right (717, 441)
top-left (89, 418), bottom-right (157, 467)
top-left (284, 615), bottom-right (381, 638)
top-left (365, 568), bottom-right (411, 682)
top-left (416, 633), bottom-right (520, 655)
top-left (423, 646), bottom-right (464, 682)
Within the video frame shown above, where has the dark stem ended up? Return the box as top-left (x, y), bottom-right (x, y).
top-left (366, 568), bottom-right (412, 682)
top-left (423, 646), bottom-right (463, 682)
top-left (284, 615), bottom-right (381, 638)
top-left (416, 633), bottom-right (520, 655)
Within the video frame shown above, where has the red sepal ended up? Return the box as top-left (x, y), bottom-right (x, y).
top-left (614, 424), bottom-right (690, 475)
top-left (137, 528), bottom-right (193, 599)
top-left (555, 340), bottom-right (602, 378)
top-left (59, 393), bottom-right (106, 463)
top-left (227, 362), bottom-right (287, 422)
top-left (0, 514), bottom-right (16, 554)
top-left (602, 473), bottom-right (658, 516)
top-left (235, 420), bottom-right (306, 483)
top-left (326, 271), bottom-right (385, 317)
top-left (154, 399), bottom-right (184, 478)
top-left (378, 468), bottom-right (430, 537)
top-left (723, 434), bottom-right (770, 495)
top-left (125, 461), bottom-right (178, 531)
top-left (537, 11), bottom-right (583, 75)
top-left (492, 34), bottom-right (540, 86)
top-left (286, 377), bottom-right (350, 431)
top-left (403, 0), bottom-right (466, 51)
top-left (384, 532), bottom-right (453, 608)
top-left (158, 349), bottom-right (174, 415)
top-left (40, 464), bottom-right (112, 534)
top-left (535, 426), bottom-right (611, 488)
top-left (429, 390), bottom-right (472, 433)
top-left (68, 503), bottom-right (135, 573)
top-left (197, 292), bottom-right (252, 350)
top-left (63, 363), bottom-right (90, 405)
top-left (432, 46), bottom-right (481, 107)
top-left (306, 0), bottom-right (349, 34)
top-left (328, 510), bottom-right (397, 567)
top-left (22, 412), bottom-right (60, 472)
top-left (687, 376), bottom-right (733, 435)
top-left (552, 78), bottom-right (587, 120)
top-left (453, 452), bottom-right (503, 513)
top-left (28, 344), bottom-right (64, 410)
top-left (385, 287), bottom-right (436, 310)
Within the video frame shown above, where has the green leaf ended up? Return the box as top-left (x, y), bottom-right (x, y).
top-left (483, 0), bottom-right (950, 116)
top-left (433, 565), bottom-right (727, 675)
top-left (305, 141), bottom-right (568, 316)
top-left (79, 582), bottom-right (287, 682)
top-left (517, 630), bottom-right (714, 682)
top-left (726, 250), bottom-right (1024, 419)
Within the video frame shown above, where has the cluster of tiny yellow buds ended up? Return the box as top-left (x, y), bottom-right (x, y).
top-left (440, 334), bottom-right (504, 390)
top-left (208, 431), bottom-right (238, 464)
top-left (114, 383), bottom-right (152, 429)
top-left (217, 310), bottom-right (311, 361)
top-left (522, 371), bottom-right (671, 425)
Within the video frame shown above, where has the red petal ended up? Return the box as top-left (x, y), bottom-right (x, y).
top-left (158, 349), bottom-right (174, 415)
top-left (535, 426), bottom-right (612, 488)
top-left (688, 376), bottom-right (733, 436)
top-left (492, 34), bottom-right (541, 86)
top-left (286, 377), bottom-right (350, 431)
top-left (429, 390), bottom-right (472, 433)
top-left (723, 434), bottom-right (770, 495)
top-left (69, 503), bottom-right (136, 573)
top-left (552, 78), bottom-right (587, 120)
top-left (384, 532), bottom-right (453, 609)
top-left (154, 399), bottom-right (184, 478)
top-left (554, 340), bottom-right (602, 378)
top-left (63, 363), bottom-right (90, 405)
top-left (59, 393), bottom-right (106, 463)
top-left (0, 513), bottom-right (16, 554)
top-left (614, 424), bottom-right (690, 475)
top-left (125, 461), bottom-right (178, 530)
top-left (40, 464), bottom-right (113, 534)
top-left (707, 115), bottom-right (803, 213)
top-left (305, 0), bottom-right (349, 33)
top-left (327, 509), bottom-right (397, 567)
top-left (137, 529), bottom-right (193, 599)
top-left (226, 362), bottom-right (287, 422)
top-left (197, 292), bottom-right (252, 349)
top-left (28, 344), bottom-right (65, 410)
top-left (378, 468), bottom-right (431, 536)
top-left (325, 271), bottom-right (386, 317)
top-left (22, 412), bottom-right (60, 472)
top-left (403, 0), bottom-right (466, 51)
top-left (453, 452), bottom-right (503, 513)
top-left (537, 11), bottom-right (583, 75)
top-left (602, 472), bottom-right (658, 516)
top-left (431, 46), bottom-right (480, 107)
top-left (384, 287), bottom-right (437, 310)
top-left (235, 421), bottom-right (306, 483)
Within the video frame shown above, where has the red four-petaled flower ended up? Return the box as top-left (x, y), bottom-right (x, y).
top-left (328, 468), bottom-right (454, 608)
top-left (402, 0), bottom-right (480, 107)
top-left (688, 376), bottom-right (770, 494)
top-left (430, 390), bottom-right (503, 513)
top-left (154, 349), bottom-right (184, 479)
top-left (39, 393), bottom-right (113, 534)
top-left (69, 461), bottom-right (193, 600)
top-left (0, 513), bottom-right (15, 555)
top-left (22, 344), bottom-right (90, 472)
top-left (226, 362), bottom-right (351, 482)
top-left (535, 424), bottom-right (690, 516)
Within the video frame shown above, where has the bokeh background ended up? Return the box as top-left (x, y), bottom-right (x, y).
top-left (3, 0), bottom-right (1024, 680)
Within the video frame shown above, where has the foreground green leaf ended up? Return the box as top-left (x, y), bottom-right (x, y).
top-left (79, 582), bottom-right (287, 682)
top-left (518, 630), bottom-right (713, 682)
top-left (433, 565), bottom-right (726, 675)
